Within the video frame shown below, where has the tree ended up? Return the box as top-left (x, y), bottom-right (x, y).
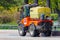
top-left (46, 0), bottom-right (50, 8)
top-left (0, 0), bottom-right (23, 10)
top-left (55, 0), bottom-right (60, 17)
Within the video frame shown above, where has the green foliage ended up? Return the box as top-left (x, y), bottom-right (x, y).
top-left (50, 0), bottom-right (56, 9)
top-left (0, 0), bottom-right (24, 10)
top-left (0, 0), bottom-right (60, 24)
top-left (50, 13), bottom-right (58, 20)
top-left (51, 0), bottom-right (60, 10)
top-left (0, 15), bottom-right (13, 24)
top-left (0, 0), bottom-right (60, 11)
top-left (29, 0), bottom-right (34, 4)
top-left (38, 0), bottom-right (46, 6)
top-left (0, 9), bottom-right (18, 24)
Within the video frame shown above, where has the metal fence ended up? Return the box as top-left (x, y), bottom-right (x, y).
top-left (0, 24), bottom-right (18, 29)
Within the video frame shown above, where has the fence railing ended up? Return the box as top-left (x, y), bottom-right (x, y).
top-left (0, 24), bottom-right (18, 29)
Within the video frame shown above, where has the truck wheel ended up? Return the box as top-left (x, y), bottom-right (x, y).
top-left (18, 23), bottom-right (27, 36)
top-left (44, 30), bottom-right (51, 37)
top-left (29, 24), bottom-right (40, 37)
top-left (43, 22), bottom-right (52, 37)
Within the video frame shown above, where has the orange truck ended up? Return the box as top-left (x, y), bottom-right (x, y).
top-left (18, 0), bottom-right (53, 37)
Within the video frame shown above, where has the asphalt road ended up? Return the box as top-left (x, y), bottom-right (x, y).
top-left (0, 30), bottom-right (60, 40)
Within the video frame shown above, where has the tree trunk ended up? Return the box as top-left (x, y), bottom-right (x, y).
top-left (34, 0), bottom-right (38, 4)
top-left (55, 0), bottom-right (60, 17)
top-left (24, 0), bottom-right (28, 4)
top-left (46, 0), bottom-right (50, 8)
top-left (46, 0), bottom-right (52, 13)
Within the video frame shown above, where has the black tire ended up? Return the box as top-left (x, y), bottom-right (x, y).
top-left (39, 22), bottom-right (52, 37)
top-left (18, 23), bottom-right (27, 36)
top-left (43, 22), bottom-right (52, 37)
top-left (29, 24), bottom-right (40, 37)
top-left (44, 30), bottom-right (51, 37)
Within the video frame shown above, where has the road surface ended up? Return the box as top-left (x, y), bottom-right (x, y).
top-left (0, 30), bottom-right (60, 40)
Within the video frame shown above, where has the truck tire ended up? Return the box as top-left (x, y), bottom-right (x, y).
top-left (44, 30), bottom-right (51, 37)
top-left (39, 22), bottom-right (52, 37)
top-left (29, 24), bottom-right (40, 37)
top-left (43, 22), bottom-right (52, 37)
top-left (18, 23), bottom-right (27, 36)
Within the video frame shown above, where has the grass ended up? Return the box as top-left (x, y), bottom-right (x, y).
top-left (4, 21), bottom-right (18, 25)
top-left (0, 21), bottom-right (18, 29)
